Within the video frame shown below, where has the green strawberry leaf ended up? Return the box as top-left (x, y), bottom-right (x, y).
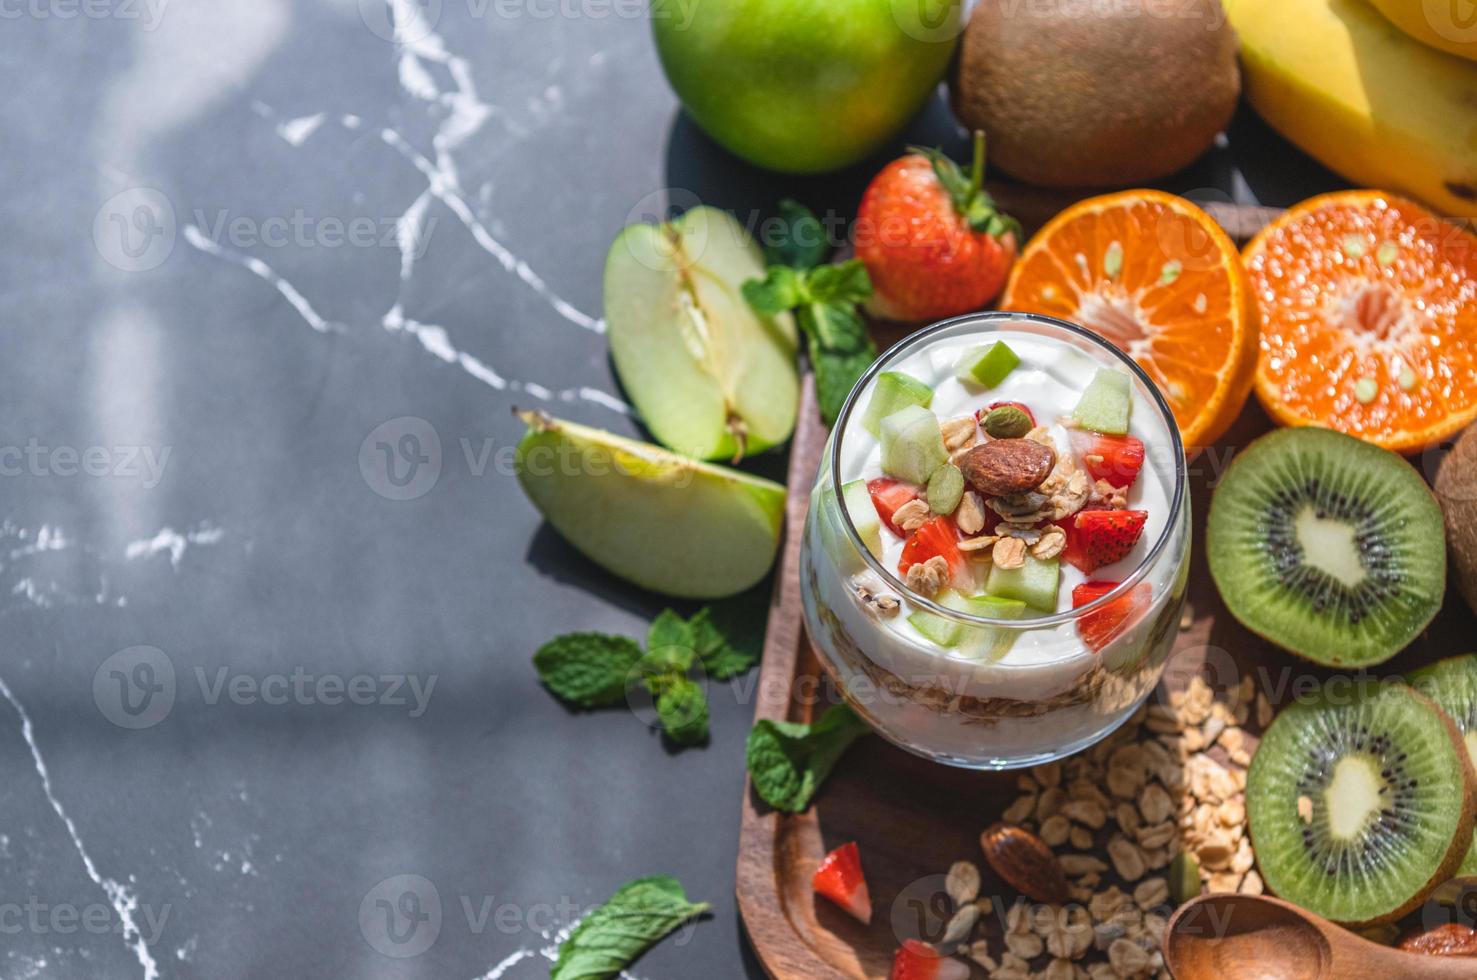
top-left (910, 132), bottom-right (1020, 243)
top-left (551, 876), bottom-right (711, 980)
top-left (746, 704), bottom-right (872, 813)
top-left (533, 633), bottom-right (643, 708)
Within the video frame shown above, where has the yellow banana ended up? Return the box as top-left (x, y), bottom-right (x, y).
top-left (1225, 0), bottom-right (1477, 216)
top-left (1366, 0), bottom-right (1477, 61)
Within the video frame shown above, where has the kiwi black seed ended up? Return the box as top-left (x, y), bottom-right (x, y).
top-left (1207, 427), bottom-right (1445, 667)
top-left (1407, 653), bottom-right (1477, 877)
top-left (1247, 680), bottom-right (1475, 925)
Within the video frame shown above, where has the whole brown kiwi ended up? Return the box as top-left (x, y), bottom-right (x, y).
top-left (949, 0), bottom-right (1240, 187)
top-left (1436, 424), bottom-right (1477, 615)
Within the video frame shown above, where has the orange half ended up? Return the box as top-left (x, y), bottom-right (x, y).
top-left (1002, 190), bottom-right (1258, 450)
top-left (1243, 191), bottom-right (1477, 454)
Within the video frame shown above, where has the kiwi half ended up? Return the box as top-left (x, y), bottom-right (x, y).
top-left (1247, 680), bottom-right (1475, 925)
top-left (1207, 427), bottom-right (1445, 667)
top-left (1407, 654), bottom-right (1477, 878)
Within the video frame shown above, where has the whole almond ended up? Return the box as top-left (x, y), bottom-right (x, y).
top-left (1398, 923), bottom-right (1477, 956)
top-left (959, 439), bottom-right (1055, 497)
top-left (979, 821), bottom-right (1069, 905)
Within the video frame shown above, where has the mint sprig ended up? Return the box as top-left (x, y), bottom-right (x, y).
top-left (743, 200), bottom-right (878, 426)
top-left (551, 875), bottom-right (710, 980)
top-left (532, 633), bottom-right (643, 708)
top-left (533, 607), bottom-right (754, 746)
top-left (746, 703), bottom-right (872, 813)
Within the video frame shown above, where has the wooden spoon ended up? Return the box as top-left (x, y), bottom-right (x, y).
top-left (1164, 893), bottom-right (1475, 980)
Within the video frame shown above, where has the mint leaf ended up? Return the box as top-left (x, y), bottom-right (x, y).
top-left (533, 633), bottom-right (642, 708)
top-left (746, 704), bottom-right (872, 813)
top-left (551, 876), bottom-right (710, 980)
top-left (646, 609), bottom-right (693, 654)
top-left (762, 199), bottom-right (828, 271)
top-left (688, 608), bottom-right (755, 680)
top-left (799, 303), bottom-right (878, 425)
top-left (656, 677), bottom-right (709, 745)
top-left (741, 265), bottom-right (804, 316)
top-left (805, 259), bottom-right (872, 307)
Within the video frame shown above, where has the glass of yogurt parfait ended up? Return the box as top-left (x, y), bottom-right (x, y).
top-left (801, 312), bottom-right (1190, 769)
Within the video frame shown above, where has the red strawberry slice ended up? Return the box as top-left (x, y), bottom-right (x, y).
top-left (1073, 580), bottom-right (1153, 652)
top-left (890, 940), bottom-right (969, 980)
top-left (1070, 431), bottom-right (1145, 488)
top-left (868, 477), bottom-right (923, 537)
top-left (1060, 509), bottom-right (1147, 573)
top-left (812, 841), bottom-right (872, 924)
top-left (899, 516), bottom-right (972, 592)
top-left (976, 400), bottom-right (1037, 428)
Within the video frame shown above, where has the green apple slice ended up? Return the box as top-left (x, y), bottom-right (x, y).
top-left (879, 405), bottom-right (947, 485)
top-left (927, 464), bottom-right (964, 515)
top-left (987, 555), bottom-right (1061, 612)
top-left (515, 412), bottom-right (785, 599)
top-left (955, 341), bottom-right (1020, 387)
top-left (861, 371), bottom-right (934, 437)
top-left (604, 206), bottom-right (799, 462)
top-left (908, 592), bottom-right (1028, 658)
top-left (840, 479), bottom-right (883, 559)
top-left (1071, 368), bottom-right (1132, 435)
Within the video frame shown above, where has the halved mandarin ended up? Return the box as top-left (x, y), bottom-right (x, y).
top-left (1243, 191), bottom-right (1477, 454)
top-left (1002, 190), bottom-right (1258, 451)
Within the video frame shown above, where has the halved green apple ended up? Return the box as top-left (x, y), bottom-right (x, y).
top-left (515, 411), bottom-right (786, 599)
top-left (604, 206), bottom-right (799, 462)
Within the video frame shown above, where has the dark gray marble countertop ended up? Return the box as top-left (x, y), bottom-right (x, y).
top-left (2, 3), bottom-right (1343, 977)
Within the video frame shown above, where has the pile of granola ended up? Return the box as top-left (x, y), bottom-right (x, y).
top-left (924, 673), bottom-right (1269, 979)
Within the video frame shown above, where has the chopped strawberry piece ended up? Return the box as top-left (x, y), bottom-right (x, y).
top-left (1059, 509), bottom-right (1147, 573)
top-left (899, 516), bottom-right (972, 592)
top-left (1070, 431), bottom-right (1145, 488)
top-left (868, 477), bottom-right (923, 537)
top-left (812, 841), bottom-right (872, 924)
top-left (1073, 580), bottom-right (1152, 652)
top-left (976, 400), bottom-right (1036, 427)
top-left (890, 939), bottom-right (969, 980)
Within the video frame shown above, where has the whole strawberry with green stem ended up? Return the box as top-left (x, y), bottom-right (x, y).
top-left (855, 131), bottom-right (1020, 323)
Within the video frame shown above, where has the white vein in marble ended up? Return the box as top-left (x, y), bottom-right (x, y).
top-left (0, 676), bottom-right (159, 979)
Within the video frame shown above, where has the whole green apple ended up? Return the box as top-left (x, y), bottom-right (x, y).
top-left (652, 0), bottom-right (961, 174)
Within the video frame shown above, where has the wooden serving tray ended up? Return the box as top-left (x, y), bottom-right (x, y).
top-left (734, 206), bottom-right (1475, 978)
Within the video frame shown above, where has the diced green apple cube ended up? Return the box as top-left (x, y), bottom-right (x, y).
top-left (1071, 368), bottom-right (1132, 435)
top-left (879, 405), bottom-right (948, 485)
top-left (955, 341), bottom-right (1020, 388)
top-left (927, 464), bottom-right (964, 515)
top-left (987, 555), bottom-right (1061, 612)
top-left (861, 371), bottom-right (934, 437)
top-left (840, 479), bottom-right (883, 560)
top-left (957, 595), bottom-right (1028, 660)
top-left (907, 591), bottom-right (1028, 655)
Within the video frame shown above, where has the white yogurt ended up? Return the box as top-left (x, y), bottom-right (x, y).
top-left (801, 317), bottom-right (1191, 767)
